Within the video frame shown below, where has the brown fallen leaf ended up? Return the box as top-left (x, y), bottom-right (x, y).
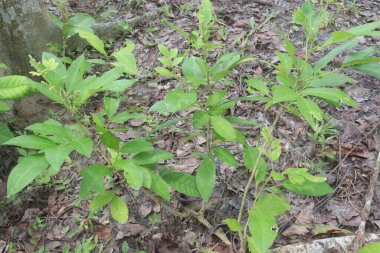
top-left (94, 226), bottom-right (112, 241)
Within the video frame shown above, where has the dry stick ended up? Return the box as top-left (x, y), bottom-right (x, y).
top-left (350, 150), bottom-right (380, 253)
top-left (142, 189), bottom-right (232, 246)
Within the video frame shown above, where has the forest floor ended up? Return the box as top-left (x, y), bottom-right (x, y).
top-left (0, 0), bottom-right (379, 252)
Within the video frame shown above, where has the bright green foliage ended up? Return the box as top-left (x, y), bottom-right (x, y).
top-left (110, 196), bottom-right (129, 224)
top-left (210, 116), bottom-right (236, 141)
top-left (7, 154), bottom-right (49, 198)
top-left (120, 139), bottom-right (154, 154)
top-left (0, 123), bottom-right (13, 145)
top-left (223, 218), bottom-right (243, 232)
top-left (182, 56), bottom-right (208, 89)
top-left (155, 44), bottom-right (183, 78)
top-left (90, 190), bottom-right (116, 212)
top-left (196, 156), bottom-right (216, 202)
top-left (0, 76), bottom-right (37, 100)
top-left (359, 242), bottom-right (380, 253)
top-left (243, 146), bottom-right (267, 186)
top-left (293, 1), bottom-right (326, 39)
top-left (247, 194), bottom-right (291, 253)
top-left (79, 164), bottom-right (112, 200)
top-left (213, 147), bottom-right (237, 168)
top-left (161, 168), bottom-right (201, 197)
top-left (149, 89), bottom-right (197, 115)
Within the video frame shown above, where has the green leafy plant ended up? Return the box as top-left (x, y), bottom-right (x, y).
top-left (2, 0), bottom-right (379, 252)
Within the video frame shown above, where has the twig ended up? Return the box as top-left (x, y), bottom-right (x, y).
top-left (350, 150), bottom-right (380, 253)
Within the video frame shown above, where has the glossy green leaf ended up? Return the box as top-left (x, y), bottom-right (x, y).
top-left (210, 116), bottom-right (236, 141)
top-left (196, 156), bottom-right (216, 202)
top-left (132, 149), bottom-right (174, 165)
top-left (182, 56), bottom-right (208, 89)
top-left (223, 218), bottom-right (243, 232)
top-left (120, 139), bottom-right (154, 154)
top-left (110, 196), bottom-right (129, 224)
top-left (192, 110), bottom-right (210, 129)
top-left (99, 131), bottom-right (120, 150)
top-left (0, 75), bottom-right (37, 100)
top-left (213, 147), bottom-right (237, 168)
top-left (90, 190), bottom-right (116, 212)
top-left (7, 154), bottom-right (49, 197)
top-left (161, 170), bottom-right (200, 197)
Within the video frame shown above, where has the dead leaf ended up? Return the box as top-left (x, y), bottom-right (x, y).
top-left (94, 226), bottom-right (112, 241)
top-left (283, 224), bottom-right (310, 237)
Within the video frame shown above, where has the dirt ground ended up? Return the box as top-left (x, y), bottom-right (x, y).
top-left (0, 0), bottom-right (379, 252)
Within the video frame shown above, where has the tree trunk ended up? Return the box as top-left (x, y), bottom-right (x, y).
top-left (0, 0), bottom-right (60, 75)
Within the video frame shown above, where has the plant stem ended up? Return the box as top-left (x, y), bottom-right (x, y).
top-left (237, 104), bottom-right (287, 251)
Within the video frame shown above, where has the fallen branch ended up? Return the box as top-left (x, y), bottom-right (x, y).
top-left (271, 233), bottom-right (380, 253)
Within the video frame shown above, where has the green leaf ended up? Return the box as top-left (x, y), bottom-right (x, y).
top-left (0, 123), bottom-right (13, 145)
top-left (276, 52), bottom-right (293, 74)
top-left (343, 57), bottom-right (380, 67)
top-left (110, 196), bottom-right (129, 224)
top-left (272, 85), bottom-right (299, 104)
top-left (99, 131), bottom-right (120, 150)
top-left (116, 160), bottom-right (146, 190)
top-left (301, 88), bottom-right (357, 107)
top-left (309, 72), bottom-right (356, 87)
top-left (149, 89), bottom-right (197, 115)
top-left (210, 116), bottom-right (236, 141)
top-left (351, 63), bottom-right (380, 78)
top-left (282, 180), bottom-right (333, 196)
top-left (162, 18), bottom-right (190, 41)
top-left (111, 112), bottom-right (149, 124)
top-left (344, 47), bottom-right (377, 63)
top-left (315, 38), bottom-right (360, 71)
top-left (213, 147), bottom-right (237, 168)
top-left (79, 164), bottom-right (112, 200)
top-left (70, 137), bottom-right (93, 157)
top-left (90, 190), bottom-right (116, 212)
top-left (283, 168), bottom-right (326, 184)
top-left (359, 242), bottom-right (380, 253)
top-left (223, 219), bottom-right (243, 232)
top-left (103, 97), bottom-right (120, 118)
top-left (111, 47), bottom-right (139, 75)
top-left (65, 55), bottom-right (91, 93)
top-left (348, 21), bottom-right (380, 36)
top-left (161, 169), bottom-right (201, 197)
top-left (63, 13), bottom-right (95, 37)
top-left (155, 67), bottom-right (178, 79)
top-left (7, 154), bottom-right (49, 197)
top-left (206, 91), bottom-right (227, 107)
top-left (245, 77), bottom-right (269, 96)
top-left (192, 110), bottom-right (210, 129)
top-left (248, 193), bottom-right (291, 253)
top-left (182, 56), bottom-right (208, 89)
top-left (196, 156), bottom-right (216, 202)
top-left (132, 149), bottom-right (174, 165)
top-left (104, 79), bottom-right (137, 93)
top-left (149, 171), bottom-right (170, 201)
top-left (243, 146), bottom-right (267, 186)
top-left (0, 101), bottom-right (10, 111)
top-left (297, 97), bottom-right (324, 127)
top-left (280, 31), bottom-right (296, 57)
top-left (120, 139), bottom-right (154, 154)
top-left (5, 135), bottom-right (57, 149)
top-left (199, 0), bottom-right (213, 26)
top-left (225, 117), bottom-right (257, 126)
top-left (44, 145), bottom-right (73, 172)
top-left (210, 53), bottom-right (240, 82)
top-left (0, 75), bottom-right (37, 100)
top-left (77, 30), bottom-right (107, 57)
top-left (293, 1), bottom-right (325, 38)
top-left (158, 44), bottom-right (170, 56)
